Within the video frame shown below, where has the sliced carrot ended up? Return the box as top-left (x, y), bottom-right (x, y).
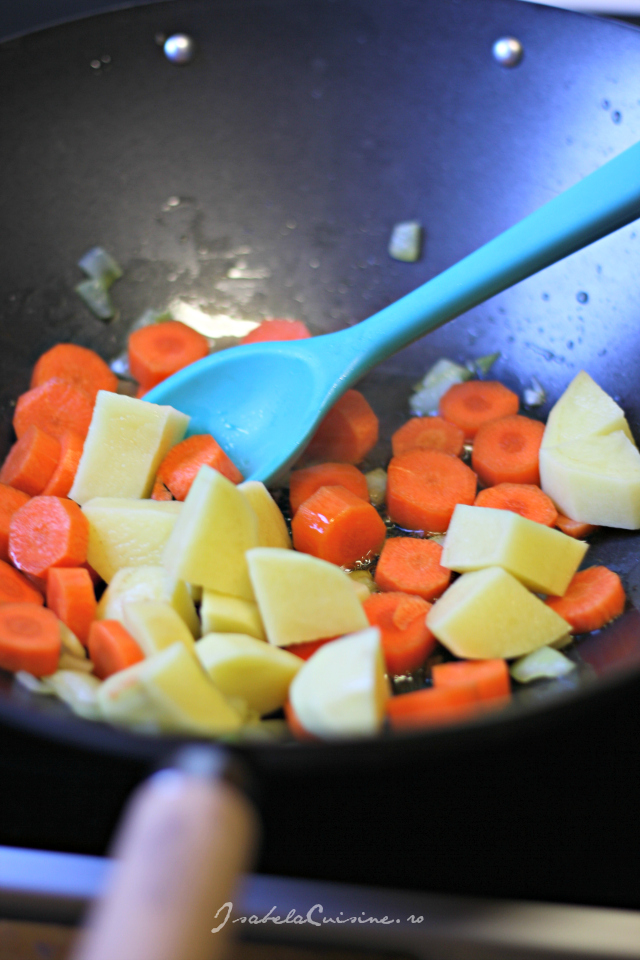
top-left (474, 483), bottom-right (557, 527)
top-left (387, 684), bottom-right (480, 731)
top-left (13, 378), bottom-right (94, 442)
top-left (128, 321), bottom-right (209, 390)
top-left (291, 484), bottom-right (387, 567)
top-left (363, 592), bottom-right (435, 675)
top-left (472, 414), bottom-right (545, 486)
top-left (545, 566), bottom-right (625, 632)
top-left (9, 496), bottom-right (89, 578)
top-left (386, 448), bottom-right (477, 533)
top-left (156, 434), bottom-right (243, 501)
top-left (135, 385), bottom-right (147, 400)
top-left (432, 659), bottom-right (511, 703)
top-left (240, 319), bottom-right (311, 345)
top-left (42, 432), bottom-right (84, 498)
top-left (284, 637), bottom-right (339, 661)
top-left (46, 567), bottom-right (97, 646)
top-left (303, 389), bottom-right (379, 465)
top-left (556, 513), bottom-right (598, 539)
top-left (150, 477), bottom-right (173, 501)
top-left (374, 536), bottom-right (451, 601)
top-left (0, 603), bottom-right (61, 676)
top-left (0, 485), bottom-right (30, 562)
top-left (392, 416), bottom-right (465, 458)
top-left (81, 562), bottom-right (102, 588)
top-left (284, 700), bottom-right (319, 741)
top-left (289, 463), bottom-right (369, 515)
top-left (88, 619), bottom-right (145, 680)
top-left (439, 380), bottom-right (519, 440)
top-left (30, 343), bottom-right (117, 401)
top-left (0, 559), bottom-right (44, 606)
top-left (0, 425), bottom-right (60, 496)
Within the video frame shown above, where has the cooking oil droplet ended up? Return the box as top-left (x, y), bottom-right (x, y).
top-left (601, 99), bottom-right (610, 110)
top-left (612, 111), bottom-right (622, 124)
top-left (576, 291), bottom-right (589, 304)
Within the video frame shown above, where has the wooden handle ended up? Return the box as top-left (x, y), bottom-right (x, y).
top-left (71, 751), bottom-right (258, 960)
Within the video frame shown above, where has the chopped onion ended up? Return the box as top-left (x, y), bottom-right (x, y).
top-left (510, 645), bottom-right (576, 683)
top-left (14, 671), bottom-right (54, 695)
top-left (74, 278), bottom-right (115, 320)
top-left (470, 352), bottom-right (501, 376)
top-left (44, 671), bottom-right (101, 720)
top-left (365, 467), bottom-right (387, 507)
top-left (78, 247), bottom-right (123, 287)
top-left (524, 376), bottom-right (546, 408)
top-left (58, 652), bottom-right (95, 674)
top-left (410, 358), bottom-right (472, 416)
top-left (388, 221), bottom-right (422, 262)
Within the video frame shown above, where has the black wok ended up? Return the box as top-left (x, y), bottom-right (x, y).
top-left (1, 0), bottom-right (640, 910)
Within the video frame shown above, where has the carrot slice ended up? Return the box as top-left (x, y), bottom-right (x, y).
top-left (392, 416), bottom-right (465, 458)
top-left (0, 603), bottom-right (61, 676)
top-left (284, 637), bottom-right (339, 661)
top-left (474, 483), bottom-right (557, 527)
top-left (291, 484), bottom-right (387, 567)
top-left (9, 496), bottom-right (89, 578)
top-left (374, 536), bottom-right (451, 601)
top-left (289, 463), bottom-right (369, 515)
top-left (156, 434), bottom-right (243, 500)
top-left (13, 378), bottom-right (94, 442)
top-left (363, 592), bottom-right (435, 675)
top-left (472, 415), bottom-right (545, 486)
top-left (386, 448), bottom-right (477, 533)
top-left (30, 343), bottom-right (117, 401)
top-left (303, 390), bottom-right (379, 464)
top-left (240, 319), bottom-right (311, 344)
top-left (432, 659), bottom-right (511, 703)
top-left (545, 566), bottom-right (625, 632)
top-left (0, 425), bottom-right (60, 496)
top-left (128, 321), bottom-right (209, 390)
top-left (46, 567), bottom-right (97, 646)
top-left (284, 700), bottom-right (319, 741)
top-left (439, 380), bottom-right (519, 440)
top-left (556, 513), bottom-right (598, 539)
top-left (42, 432), bottom-right (84, 498)
top-left (88, 619), bottom-right (145, 680)
top-left (135, 385), bottom-right (147, 400)
top-left (0, 485), bottom-right (30, 562)
top-left (387, 684), bottom-right (480, 731)
top-left (0, 559), bottom-right (44, 606)
top-left (150, 477), bottom-right (173, 501)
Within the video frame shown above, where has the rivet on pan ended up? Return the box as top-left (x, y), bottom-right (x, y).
top-left (492, 37), bottom-right (523, 68)
top-left (164, 33), bottom-right (196, 64)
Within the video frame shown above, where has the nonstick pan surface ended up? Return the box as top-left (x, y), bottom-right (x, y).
top-left (1, 0), bottom-right (640, 907)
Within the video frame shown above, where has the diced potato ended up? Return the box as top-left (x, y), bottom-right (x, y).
top-left (163, 466), bottom-right (259, 600)
top-left (70, 392), bottom-right (189, 504)
top-left (246, 547), bottom-right (369, 647)
top-left (238, 480), bottom-right (291, 549)
top-left (123, 600), bottom-right (195, 656)
top-left (200, 592), bottom-right (265, 641)
top-left (289, 628), bottom-right (390, 739)
top-left (97, 661), bottom-right (175, 732)
top-left (427, 567), bottom-right (571, 660)
top-left (542, 371), bottom-right (633, 449)
top-left (97, 566), bottom-right (200, 637)
top-left (196, 633), bottom-right (302, 716)
top-left (83, 499), bottom-right (182, 582)
top-left (442, 505), bottom-right (587, 595)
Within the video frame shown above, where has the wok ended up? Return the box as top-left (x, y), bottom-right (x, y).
top-left (1, 0), bottom-right (640, 910)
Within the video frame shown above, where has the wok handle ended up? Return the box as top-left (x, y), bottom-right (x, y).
top-left (71, 747), bottom-right (259, 960)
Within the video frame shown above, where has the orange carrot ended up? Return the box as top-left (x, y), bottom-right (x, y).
top-left (128, 321), bottom-right (209, 390)
top-left (0, 425), bottom-right (60, 496)
top-left (240, 319), bottom-right (311, 344)
top-left (284, 637), bottom-right (338, 661)
top-left (150, 477), bottom-right (173, 501)
top-left (289, 463), bottom-right (369, 515)
top-left (374, 536), bottom-right (451, 601)
top-left (46, 567), bottom-right (97, 646)
top-left (0, 559), bottom-right (44, 606)
top-left (392, 416), bottom-right (465, 458)
top-left (135, 385), bottom-right (147, 400)
top-left (386, 448), bottom-right (477, 533)
top-left (545, 566), bottom-right (625, 632)
top-left (42, 432), bottom-right (84, 498)
top-left (0, 485), bottom-right (30, 562)
top-left (387, 684), bottom-right (480, 731)
top-left (432, 659), bottom-right (511, 703)
top-left (30, 343), bottom-right (117, 401)
top-left (439, 380), bottom-right (519, 440)
top-left (88, 620), bottom-right (144, 680)
top-left (13, 379), bottom-right (94, 442)
top-left (9, 496), bottom-right (89, 578)
top-left (472, 414), bottom-right (545, 486)
top-left (303, 389), bottom-right (379, 464)
top-left (0, 603), bottom-right (61, 676)
top-left (474, 483), bottom-right (557, 527)
top-left (556, 513), bottom-right (598, 539)
top-left (363, 592), bottom-right (436, 675)
top-left (156, 434), bottom-right (243, 501)
top-left (291, 484), bottom-right (387, 567)
top-left (284, 700), bottom-right (319, 741)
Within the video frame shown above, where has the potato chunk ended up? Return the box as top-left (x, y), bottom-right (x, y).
top-left (83, 498), bottom-right (182, 582)
top-left (200, 592), bottom-right (265, 641)
top-left (97, 565), bottom-right (200, 636)
top-left (427, 567), bottom-right (571, 659)
top-left (70, 392), bottom-right (189, 504)
top-left (442, 504), bottom-right (587, 595)
top-left (238, 480), bottom-right (292, 549)
top-left (542, 371), bottom-right (633, 448)
top-left (123, 600), bottom-right (195, 656)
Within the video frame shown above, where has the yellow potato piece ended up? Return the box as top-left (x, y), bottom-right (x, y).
top-left (427, 567), bottom-right (571, 660)
top-left (98, 662), bottom-right (174, 732)
top-left (246, 547), bottom-right (369, 647)
top-left (542, 370), bottom-right (633, 449)
top-left (83, 498), bottom-right (182, 583)
top-left (442, 505), bottom-right (587, 595)
top-left (196, 632), bottom-right (302, 716)
top-left (97, 565), bottom-right (200, 637)
top-left (163, 466), bottom-right (259, 600)
top-left (123, 600), bottom-right (195, 656)
top-left (200, 591), bottom-right (265, 641)
top-left (238, 480), bottom-right (292, 549)
top-left (70, 392), bottom-right (189, 504)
